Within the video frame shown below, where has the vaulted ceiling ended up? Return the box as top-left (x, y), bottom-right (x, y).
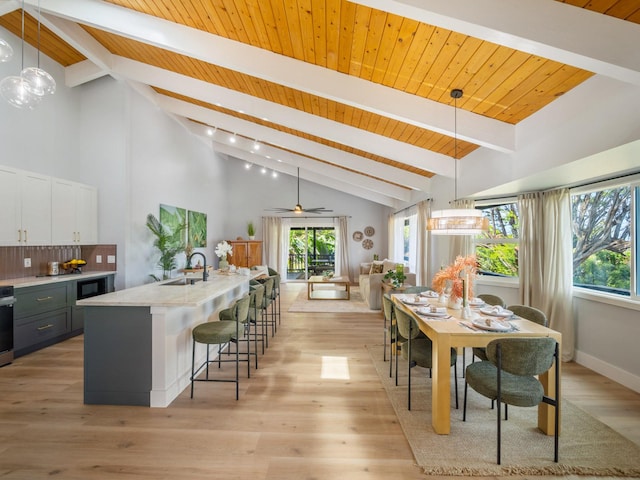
top-left (1, 0), bottom-right (639, 208)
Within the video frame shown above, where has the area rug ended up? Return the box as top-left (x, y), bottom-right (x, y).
top-left (288, 286), bottom-right (372, 313)
top-left (367, 345), bottom-right (640, 477)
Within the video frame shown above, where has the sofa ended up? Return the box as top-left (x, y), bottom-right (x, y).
top-left (358, 260), bottom-right (416, 310)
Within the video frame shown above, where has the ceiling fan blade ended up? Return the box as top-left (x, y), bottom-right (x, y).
top-left (268, 167), bottom-right (333, 214)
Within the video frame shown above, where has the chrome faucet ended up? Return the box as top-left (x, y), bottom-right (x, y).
top-left (188, 252), bottom-right (208, 282)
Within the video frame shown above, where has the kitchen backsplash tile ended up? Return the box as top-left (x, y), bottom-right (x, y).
top-left (0, 245), bottom-right (116, 280)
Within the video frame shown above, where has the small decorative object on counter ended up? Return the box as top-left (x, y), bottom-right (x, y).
top-left (215, 240), bottom-right (233, 271)
top-left (247, 221), bottom-right (256, 240)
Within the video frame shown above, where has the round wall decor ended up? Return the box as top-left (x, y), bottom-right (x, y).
top-left (364, 226), bottom-right (375, 237)
top-left (362, 239), bottom-right (374, 250)
top-left (352, 231), bottom-right (363, 241)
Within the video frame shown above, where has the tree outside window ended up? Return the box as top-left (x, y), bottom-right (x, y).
top-left (475, 203), bottom-right (519, 277)
top-left (571, 186), bottom-right (631, 295)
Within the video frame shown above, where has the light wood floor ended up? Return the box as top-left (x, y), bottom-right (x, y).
top-left (0, 282), bottom-right (638, 479)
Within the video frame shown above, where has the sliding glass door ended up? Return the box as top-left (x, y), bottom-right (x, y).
top-left (286, 224), bottom-right (336, 281)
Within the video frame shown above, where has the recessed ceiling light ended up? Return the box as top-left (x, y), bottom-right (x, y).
top-left (229, 133), bottom-right (237, 143)
top-left (272, 170), bottom-right (278, 178)
top-left (261, 167), bottom-right (267, 174)
top-left (245, 163), bottom-right (252, 169)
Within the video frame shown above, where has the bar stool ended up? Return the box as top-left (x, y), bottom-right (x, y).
top-left (219, 293), bottom-right (254, 376)
top-left (189, 294), bottom-right (249, 400)
top-left (267, 267), bottom-right (281, 326)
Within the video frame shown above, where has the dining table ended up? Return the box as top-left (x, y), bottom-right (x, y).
top-left (391, 293), bottom-right (562, 435)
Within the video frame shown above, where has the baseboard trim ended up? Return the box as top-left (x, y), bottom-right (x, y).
top-left (575, 349), bottom-right (640, 394)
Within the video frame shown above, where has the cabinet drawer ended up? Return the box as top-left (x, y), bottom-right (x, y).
top-left (14, 284), bottom-right (69, 318)
top-left (14, 309), bottom-right (70, 351)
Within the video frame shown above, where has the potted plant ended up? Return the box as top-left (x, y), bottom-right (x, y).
top-left (384, 265), bottom-right (406, 288)
top-left (247, 221), bottom-right (256, 240)
top-left (146, 213), bottom-right (186, 280)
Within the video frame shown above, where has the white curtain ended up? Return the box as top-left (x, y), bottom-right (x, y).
top-left (518, 189), bottom-right (574, 361)
top-left (448, 199), bottom-right (474, 262)
top-left (387, 213), bottom-right (395, 259)
top-left (262, 216), bottom-right (287, 275)
top-left (336, 216), bottom-right (351, 282)
top-left (415, 200), bottom-right (430, 286)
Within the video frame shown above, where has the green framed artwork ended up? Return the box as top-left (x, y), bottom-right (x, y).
top-left (159, 204), bottom-right (187, 243)
top-left (188, 210), bottom-right (207, 247)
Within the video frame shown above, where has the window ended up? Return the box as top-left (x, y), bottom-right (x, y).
top-left (287, 225), bottom-right (336, 280)
top-left (474, 202), bottom-right (519, 277)
top-left (571, 184), bottom-right (631, 296)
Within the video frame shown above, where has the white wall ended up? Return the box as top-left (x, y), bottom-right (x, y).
top-left (224, 159), bottom-right (389, 280)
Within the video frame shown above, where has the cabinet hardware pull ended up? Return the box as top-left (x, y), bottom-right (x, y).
top-left (24, 229), bottom-right (28, 242)
top-left (37, 324), bottom-right (54, 331)
top-left (18, 229), bottom-right (22, 242)
top-left (36, 296), bottom-right (53, 302)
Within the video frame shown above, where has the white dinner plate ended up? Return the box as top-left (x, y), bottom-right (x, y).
top-left (468, 298), bottom-right (485, 307)
top-left (472, 317), bottom-right (512, 332)
top-left (419, 290), bottom-right (439, 298)
top-left (416, 307), bottom-right (448, 317)
top-left (402, 297), bottom-right (429, 306)
top-left (480, 307), bottom-right (513, 317)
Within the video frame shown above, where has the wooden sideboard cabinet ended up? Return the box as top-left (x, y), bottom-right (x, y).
top-left (226, 240), bottom-right (262, 268)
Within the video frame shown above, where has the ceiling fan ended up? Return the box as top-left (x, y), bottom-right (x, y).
top-left (268, 167), bottom-right (333, 214)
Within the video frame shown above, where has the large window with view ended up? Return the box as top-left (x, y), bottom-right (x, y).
top-left (571, 184), bottom-right (631, 296)
top-left (475, 202), bottom-right (519, 277)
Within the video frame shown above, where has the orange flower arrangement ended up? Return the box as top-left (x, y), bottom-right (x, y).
top-left (432, 255), bottom-right (478, 300)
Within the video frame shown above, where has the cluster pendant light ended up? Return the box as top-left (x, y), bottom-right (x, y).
top-left (427, 89), bottom-right (488, 235)
top-left (0, 0), bottom-right (56, 110)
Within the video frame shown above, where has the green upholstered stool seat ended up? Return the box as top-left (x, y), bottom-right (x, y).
top-left (192, 320), bottom-right (236, 345)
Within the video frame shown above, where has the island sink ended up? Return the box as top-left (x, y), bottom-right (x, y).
top-left (162, 278), bottom-right (203, 286)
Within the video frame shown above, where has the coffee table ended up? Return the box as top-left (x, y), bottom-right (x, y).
top-left (307, 276), bottom-right (350, 300)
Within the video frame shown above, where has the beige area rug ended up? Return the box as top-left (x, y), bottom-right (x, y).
top-left (288, 285), bottom-right (372, 313)
top-left (368, 345), bottom-right (640, 477)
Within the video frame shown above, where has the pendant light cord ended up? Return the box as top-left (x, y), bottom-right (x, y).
top-left (450, 88), bottom-right (463, 203)
top-left (36, 0), bottom-right (41, 68)
top-left (20, 0), bottom-right (25, 70)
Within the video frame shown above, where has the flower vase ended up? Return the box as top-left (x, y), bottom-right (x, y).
top-left (448, 296), bottom-right (463, 310)
top-left (219, 256), bottom-right (229, 271)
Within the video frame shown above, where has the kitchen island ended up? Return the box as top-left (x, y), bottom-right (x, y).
top-left (78, 269), bottom-right (265, 407)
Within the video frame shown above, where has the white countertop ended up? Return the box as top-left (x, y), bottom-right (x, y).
top-left (0, 271), bottom-right (116, 289)
top-left (77, 269), bottom-right (266, 308)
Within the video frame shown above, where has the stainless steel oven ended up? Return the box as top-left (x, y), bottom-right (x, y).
top-left (0, 286), bottom-right (16, 368)
top-left (77, 277), bottom-right (108, 300)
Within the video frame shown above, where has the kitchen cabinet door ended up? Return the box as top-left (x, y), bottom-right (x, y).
top-left (52, 179), bottom-right (97, 245)
top-left (0, 166), bottom-right (21, 245)
top-left (0, 167), bottom-right (51, 246)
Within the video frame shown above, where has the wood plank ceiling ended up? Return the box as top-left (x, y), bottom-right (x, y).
top-left (1, 0), bottom-right (639, 207)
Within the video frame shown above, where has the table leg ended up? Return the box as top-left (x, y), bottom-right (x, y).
top-left (431, 333), bottom-right (452, 434)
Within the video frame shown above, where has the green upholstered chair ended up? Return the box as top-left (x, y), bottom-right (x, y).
top-left (402, 286), bottom-right (433, 294)
top-left (267, 267), bottom-right (281, 326)
top-left (473, 294), bottom-right (508, 362)
top-left (382, 293), bottom-right (399, 378)
top-left (507, 304), bottom-right (548, 327)
top-left (463, 337), bottom-right (560, 465)
top-left (190, 294), bottom-right (251, 400)
top-left (395, 307), bottom-right (458, 411)
top-left (248, 283), bottom-right (266, 354)
top-left (219, 293), bottom-right (254, 376)
top-left (256, 276), bottom-right (276, 339)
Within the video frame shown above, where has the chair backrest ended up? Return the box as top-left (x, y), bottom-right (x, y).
top-left (403, 286), bottom-right (432, 294)
top-left (507, 305), bottom-right (548, 326)
top-left (394, 307), bottom-right (421, 340)
top-left (478, 293), bottom-right (506, 308)
top-left (234, 294), bottom-right (251, 324)
top-left (382, 293), bottom-right (394, 322)
top-left (486, 337), bottom-right (557, 376)
top-left (250, 283), bottom-right (265, 308)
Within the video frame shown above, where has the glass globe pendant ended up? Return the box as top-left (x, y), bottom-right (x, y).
top-left (0, 75), bottom-right (41, 109)
top-left (21, 66), bottom-right (56, 96)
top-left (0, 38), bottom-right (13, 63)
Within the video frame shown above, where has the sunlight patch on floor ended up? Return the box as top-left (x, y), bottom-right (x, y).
top-left (321, 355), bottom-right (350, 380)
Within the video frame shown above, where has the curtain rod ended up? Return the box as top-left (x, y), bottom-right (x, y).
top-left (262, 215), bottom-right (351, 219)
top-left (393, 198), bottom-right (432, 216)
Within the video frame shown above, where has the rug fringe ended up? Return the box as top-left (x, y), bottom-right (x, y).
top-left (422, 464), bottom-right (640, 477)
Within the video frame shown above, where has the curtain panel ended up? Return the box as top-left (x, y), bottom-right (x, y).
top-left (518, 189), bottom-right (574, 361)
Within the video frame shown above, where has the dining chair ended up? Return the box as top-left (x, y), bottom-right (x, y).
top-left (507, 304), bottom-right (548, 327)
top-left (472, 294), bottom-right (508, 362)
top-left (463, 337), bottom-right (560, 465)
top-left (395, 307), bottom-right (458, 411)
top-left (402, 286), bottom-right (433, 294)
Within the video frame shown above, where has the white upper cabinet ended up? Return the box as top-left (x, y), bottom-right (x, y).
top-left (0, 165), bottom-right (97, 246)
top-left (52, 178), bottom-right (98, 245)
top-left (0, 167), bottom-right (52, 246)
